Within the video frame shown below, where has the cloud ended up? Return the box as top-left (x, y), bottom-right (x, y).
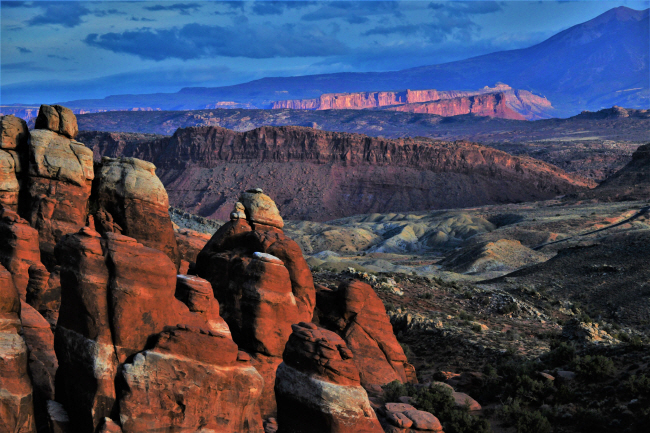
top-left (2, 1), bottom-right (31, 8)
top-left (93, 8), bottom-right (128, 17)
top-left (301, 1), bottom-right (402, 21)
top-left (84, 23), bottom-right (349, 61)
top-left (47, 54), bottom-right (70, 60)
top-left (26, 2), bottom-right (92, 28)
top-left (17, 46), bottom-right (32, 54)
top-left (130, 17), bottom-right (156, 22)
top-left (250, 1), bottom-right (315, 16)
top-left (143, 3), bottom-right (202, 15)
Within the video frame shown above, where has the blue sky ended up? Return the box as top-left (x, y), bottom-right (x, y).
top-left (1, 0), bottom-right (648, 103)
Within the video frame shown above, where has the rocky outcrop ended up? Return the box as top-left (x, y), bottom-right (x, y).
top-left (93, 156), bottom-right (180, 267)
top-left (588, 143), bottom-right (650, 200)
top-left (271, 84), bottom-right (552, 120)
top-left (26, 127), bottom-right (93, 264)
top-left (386, 92), bottom-right (526, 120)
top-left (0, 115), bottom-right (28, 211)
top-left (95, 124), bottom-right (593, 221)
top-left (34, 104), bottom-right (79, 139)
top-left (274, 322), bottom-right (383, 433)
top-left (0, 264), bottom-right (36, 433)
top-left (54, 227), bottom-right (261, 432)
top-left (195, 190), bottom-right (315, 417)
top-left (316, 280), bottom-right (417, 387)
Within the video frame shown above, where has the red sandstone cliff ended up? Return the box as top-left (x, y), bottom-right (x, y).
top-left (89, 125), bottom-right (594, 221)
top-left (271, 84), bottom-right (553, 120)
top-left (385, 92), bottom-right (526, 120)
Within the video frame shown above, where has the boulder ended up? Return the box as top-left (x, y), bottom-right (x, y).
top-left (174, 227), bottom-right (211, 264)
top-left (34, 105), bottom-right (78, 139)
top-left (26, 129), bottom-right (93, 263)
top-left (451, 392), bottom-right (481, 411)
top-left (1, 115), bottom-right (29, 150)
top-left (0, 149), bottom-right (20, 211)
top-left (275, 322), bottom-right (383, 433)
top-left (119, 327), bottom-right (264, 432)
top-left (0, 264), bottom-right (37, 433)
top-left (316, 280), bottom-right (417, 387)
top-left (94, 157), bottom-right (180, 267)
top-left (239, 189), bottom-right (284, 229)
top-left (380, 402), bottom-right (444, 433)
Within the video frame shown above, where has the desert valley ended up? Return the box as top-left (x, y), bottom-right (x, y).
top-left (0, 3), bottom-right (649, 433)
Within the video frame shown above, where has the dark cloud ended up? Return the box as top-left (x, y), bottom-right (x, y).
top-left (2, 1), bottom-right (31, 8)
top-left (47, 54), bottom-right (70, 60)
top-left (84, 23), bottom-right (349, 61)
top-left (93, 9), bottom-right (128, 17)
top-left (345, 15), bottom-right (369, 24)
top-left (143, 3), bottom-right (202, 15)
top-left (26, 2), bottom-right (92, 28)
top-left (17, 46), bottom-right (32, 54)
top-left (130, 17), bottom-right (156, 22)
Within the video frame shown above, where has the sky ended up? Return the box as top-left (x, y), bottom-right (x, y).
top-left (1, 0), bottom-right (648, 104)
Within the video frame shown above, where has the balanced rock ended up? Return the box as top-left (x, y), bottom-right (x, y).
top-left (0, 264), bottom-right (37, 433)
top-left (195, 193), bottom-right (315, 417)
top-left (275, 322), bottom-right (383, 433)
top-left (94, 157), bottom-right (180, 267)
top-left (239, 189), bottom-right (284, 229)
top-left (316, 280), bottom-right (417, 386)
top-left (34, 104), bottom-right (78, 139)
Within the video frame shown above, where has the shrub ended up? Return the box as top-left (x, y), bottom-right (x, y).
top-left (544, 341), bottom-right (576, 368)
top-left (499, 399), bottom-right (551, 433)
top-left (626, 374), bottom-right (650, 396)
top-left (458, 311), bottom-right (474, 321)
top-left (572, 355), bottom-right (615, 380)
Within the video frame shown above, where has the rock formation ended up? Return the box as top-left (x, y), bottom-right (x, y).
top-left (89, 124), bottom-right (593, 221)
top-left (316, 280), bottom-right (417, 387)
top-left (0, 115), bottom-right (27, 212)
top-left (195, 189), bottom-right (315, 417)
top-left (274, 322), bottom-right (383, 433)
top-left (54, 227), bottom-right (263, 432)
top-left (271, 84), bottom-right (552, 120)
top-left (0, 264), bottom-right (36, 433)
top-left (588, 143), bottom-right (650, 200)
top-left (385, 92), bottom-right (526, 120)
top-left (378, 403), bottom-right (444, 433)
top-left (93, 157), bottom-right (180, 267)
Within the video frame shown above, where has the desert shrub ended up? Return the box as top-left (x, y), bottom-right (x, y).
top-left (400, 343), bottom-right (414, 361)
top-left (500, 302), bottom-right (519, 314)
top-left (471, 323), bottom-right (483, 333)
top-left (572, 355), bottom-right (615, 380)
top-left (626, 374), bottom-right (650, 396)
top-left (458, 311), bottom-right (474, 321)
top-left (382, 382), bottom-right (490, 433)
top-left (544, 341), bottom-right (577, 368)
top-left (574, 407), bottom-right (609, 433)
top-left (421, 292), bottom-right (434, 300)
top-left (499, 399), bottom-right (551, 433)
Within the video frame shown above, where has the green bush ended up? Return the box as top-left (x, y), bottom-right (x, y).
top-left (458, 311), bottom-right (474, 321)
top-left (572, 355), bottom-right (615, 380)
top-left (499, 399), bottom-right (551, 433)
top-left (626, 374), bottom-right (650, 396)
top-left (544, 342), bottom-right (577, 368)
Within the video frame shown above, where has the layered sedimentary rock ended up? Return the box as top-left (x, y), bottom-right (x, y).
top-left (271, 84), bottom-right (552, 120)
top-left (195, 190), bottom-right (314, 417)
top-left (316, 280), bottom-right (417, 387)
top-left (0, 264), bottom-right (36, 433)
top-left (26, 127), bottom-right (94, 263)
top-left (385, 92), bottom-right (526, 120)
top-left (93, 156), bottom-right (180, 267)
top-left (54, 227), bottom-right (261, 432)
top-left (91, 124), bottom-right (593, 221)
top-left (274, 322), bottom-right (383, 433)
top-left (0, 115), bottom-right (27, 211)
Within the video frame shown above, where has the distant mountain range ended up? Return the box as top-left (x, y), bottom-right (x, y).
top-left (2, 6), bottom-right (647, 117)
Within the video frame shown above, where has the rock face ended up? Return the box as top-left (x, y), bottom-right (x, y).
top-left (195, 190), bottom-right (315, 417)
top-left (379, 403), bottom-right (443, 433)
top-left (93, 156), bottom-right (180, 267)
top-left (386, 92), bottom-right (526, 120)
top-left (54, 227), bottom-right (262, 432)
top-left (274, 322), bottom-right (383, 433)
top-left (271, 84), bottom-right (552, 120)
top-left (316, 280), bottom-right (417, 387)
top-left (0, 115), bottom-right (28, 212)
top-left (93, 125), bottom-right (593, 221)
top-left (0, 264), bottom-right (36, 433)
top-left (589, 143), bottom-right (650, 200)
top-left (26, 127), bottom-right (94, 263)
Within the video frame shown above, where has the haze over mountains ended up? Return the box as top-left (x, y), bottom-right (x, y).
top-left (2, 6), bottom-right (647, 118)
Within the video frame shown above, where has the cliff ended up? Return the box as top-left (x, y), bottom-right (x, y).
top-left (385, 92), bottom-right (526, 120)
top-left (88, 125), bottom-right (594, 221)
top-left (271, 84), bottom-right (553, 120)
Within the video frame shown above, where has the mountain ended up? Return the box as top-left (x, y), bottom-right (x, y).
top-left (5, 6), bottom-right (642, 117)
top-left (80, 125), bottom-right (594, 221)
